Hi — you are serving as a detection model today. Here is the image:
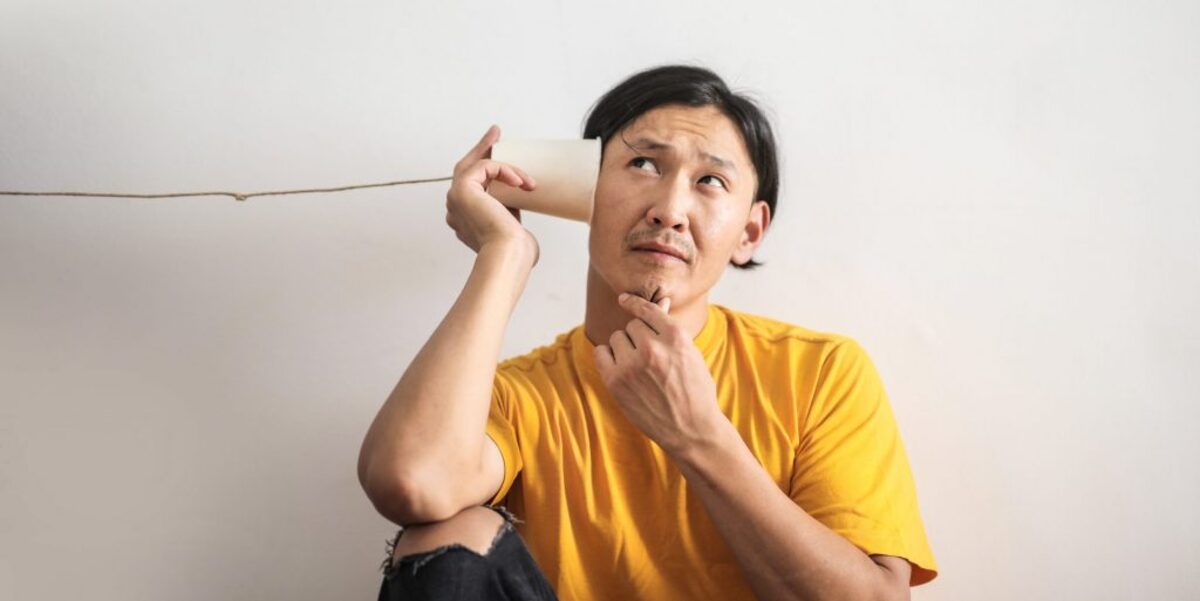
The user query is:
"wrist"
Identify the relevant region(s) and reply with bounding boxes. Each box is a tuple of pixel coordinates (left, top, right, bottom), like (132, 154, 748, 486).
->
(665, 411, 737, 469)
(480, 235, 538, 268)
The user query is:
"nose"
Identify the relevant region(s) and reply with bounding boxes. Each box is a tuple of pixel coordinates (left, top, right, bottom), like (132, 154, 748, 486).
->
(644, 176, 691, 232)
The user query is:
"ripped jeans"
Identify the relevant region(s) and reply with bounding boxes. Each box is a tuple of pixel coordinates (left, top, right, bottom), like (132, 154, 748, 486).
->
(377, 506, 559, 600)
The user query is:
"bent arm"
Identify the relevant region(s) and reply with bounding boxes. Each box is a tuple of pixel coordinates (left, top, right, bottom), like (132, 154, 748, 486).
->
(358, 240, 534, 525)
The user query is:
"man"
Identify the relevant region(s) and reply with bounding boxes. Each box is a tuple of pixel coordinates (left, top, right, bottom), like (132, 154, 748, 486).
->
(359, 64, 938, 600)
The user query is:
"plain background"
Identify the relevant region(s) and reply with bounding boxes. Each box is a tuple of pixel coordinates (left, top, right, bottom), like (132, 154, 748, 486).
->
(2, 1, 1197, 599)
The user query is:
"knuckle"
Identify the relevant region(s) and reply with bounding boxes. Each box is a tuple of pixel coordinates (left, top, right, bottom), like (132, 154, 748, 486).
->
(458, 162, 481, 181)
(491, 160, 513, 175)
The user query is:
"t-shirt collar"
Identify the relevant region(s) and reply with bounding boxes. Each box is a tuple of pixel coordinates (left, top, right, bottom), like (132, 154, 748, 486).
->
(570, 304, 726, 377)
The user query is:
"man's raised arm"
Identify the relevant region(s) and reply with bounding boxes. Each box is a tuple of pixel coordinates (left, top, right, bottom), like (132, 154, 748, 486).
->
(357, 125, 538, 526)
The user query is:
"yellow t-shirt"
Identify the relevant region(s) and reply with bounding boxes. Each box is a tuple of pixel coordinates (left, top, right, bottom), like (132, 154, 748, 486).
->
(485, 303, 938, 599)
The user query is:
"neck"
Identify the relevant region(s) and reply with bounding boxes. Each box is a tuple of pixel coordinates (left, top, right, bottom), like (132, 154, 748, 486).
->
(583, 265, 710, 346)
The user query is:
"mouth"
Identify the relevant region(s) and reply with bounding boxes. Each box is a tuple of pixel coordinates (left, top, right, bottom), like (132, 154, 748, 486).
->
(631, 242, 688, 263)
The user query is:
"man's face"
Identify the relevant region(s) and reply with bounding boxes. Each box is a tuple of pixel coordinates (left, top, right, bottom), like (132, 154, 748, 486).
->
(588, 103, 768, 305)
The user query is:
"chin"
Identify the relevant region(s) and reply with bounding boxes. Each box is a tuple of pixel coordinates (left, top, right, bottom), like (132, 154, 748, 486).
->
(620, 271, 678, 303)
(630, 280, 664, 302)
(592, 254, 686, 304)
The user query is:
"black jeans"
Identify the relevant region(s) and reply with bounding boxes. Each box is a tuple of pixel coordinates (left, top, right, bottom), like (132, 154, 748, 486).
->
(377, 506, 558, 600)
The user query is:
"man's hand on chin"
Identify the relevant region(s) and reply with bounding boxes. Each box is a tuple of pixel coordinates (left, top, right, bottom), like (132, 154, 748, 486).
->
(592, 293, 723, 457)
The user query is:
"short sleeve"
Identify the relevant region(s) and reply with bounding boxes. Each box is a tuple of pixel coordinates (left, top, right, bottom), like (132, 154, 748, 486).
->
(484, 367, 523, 506)
(790, 339, 939, 586)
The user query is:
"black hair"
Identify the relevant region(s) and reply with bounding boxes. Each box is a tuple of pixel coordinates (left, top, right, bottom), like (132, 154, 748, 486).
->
(582, 64, 780, 270)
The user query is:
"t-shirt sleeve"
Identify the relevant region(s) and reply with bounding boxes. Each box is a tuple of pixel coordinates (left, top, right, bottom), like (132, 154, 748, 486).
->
(789, 338, 939, 586)
(483, 367, 523, 507)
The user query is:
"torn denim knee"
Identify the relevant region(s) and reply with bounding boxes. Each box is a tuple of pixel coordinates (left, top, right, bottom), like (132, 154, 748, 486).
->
(379, 505, 520, 578)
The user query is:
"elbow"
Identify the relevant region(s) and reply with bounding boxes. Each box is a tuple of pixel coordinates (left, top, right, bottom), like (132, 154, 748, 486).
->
(361, 464, 460, 526)
(866, 577, 910, 601)
(806, 577, 907, 601)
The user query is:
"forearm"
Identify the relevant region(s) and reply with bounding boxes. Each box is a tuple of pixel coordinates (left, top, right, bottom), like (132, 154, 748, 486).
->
(358, 242, 533, 498)
(671, 421, 896, 601)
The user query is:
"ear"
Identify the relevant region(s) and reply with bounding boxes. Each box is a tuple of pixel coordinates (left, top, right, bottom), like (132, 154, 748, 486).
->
(730, 200, 771, 266)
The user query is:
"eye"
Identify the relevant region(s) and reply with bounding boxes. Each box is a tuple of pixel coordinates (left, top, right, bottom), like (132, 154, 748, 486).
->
(630, 156, 658, 173)
(699, 175, 728, 190)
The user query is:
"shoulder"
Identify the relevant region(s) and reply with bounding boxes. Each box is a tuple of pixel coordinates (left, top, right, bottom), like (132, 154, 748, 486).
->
(714, 304, 860, 357)
(495, 328, 577, 379)
(491, 326, 591, 411)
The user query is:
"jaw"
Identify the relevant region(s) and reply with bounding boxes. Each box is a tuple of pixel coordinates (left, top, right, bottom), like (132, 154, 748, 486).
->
(588, 253, 685, 304)
(631, 278, 667, 303)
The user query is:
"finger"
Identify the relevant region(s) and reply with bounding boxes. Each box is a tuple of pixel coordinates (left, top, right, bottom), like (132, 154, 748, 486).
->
(657, 296, 672, 314)
(498, 164, 528, 189)
(457, 125, 501, 169)
(510, 165, 537, 191)
(617, 293, 670, 334)
(480, 161, 527, 189)
(609, 328, 635, 360)
(625, 318, 656, 347)
(593, 344, 616, 373)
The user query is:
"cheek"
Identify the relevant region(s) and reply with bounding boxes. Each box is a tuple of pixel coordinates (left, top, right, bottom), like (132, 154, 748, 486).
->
(694, 204, 731, 237)
(588, 184, 627, 256)
(591, 179, 639, 233)
(590, 171, 616, 222)
(693, 206, 746, 256)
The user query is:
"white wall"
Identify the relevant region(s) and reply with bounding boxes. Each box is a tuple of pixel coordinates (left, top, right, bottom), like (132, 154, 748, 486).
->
(2, 1, 1197, 599)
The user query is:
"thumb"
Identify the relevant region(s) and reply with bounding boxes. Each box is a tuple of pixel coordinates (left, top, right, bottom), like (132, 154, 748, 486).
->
(593, 344, 615, 373)
(656, 296, 671, 313)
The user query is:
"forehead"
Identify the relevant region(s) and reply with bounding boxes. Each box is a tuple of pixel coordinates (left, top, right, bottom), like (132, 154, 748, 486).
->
(610, 104, 752, 171)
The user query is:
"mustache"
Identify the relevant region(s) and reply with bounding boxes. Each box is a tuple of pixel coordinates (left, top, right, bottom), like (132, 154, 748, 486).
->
(625, 229, 694, 259)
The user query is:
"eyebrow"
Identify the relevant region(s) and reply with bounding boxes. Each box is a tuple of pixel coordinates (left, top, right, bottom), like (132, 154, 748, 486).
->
(623, 136, 739, 176)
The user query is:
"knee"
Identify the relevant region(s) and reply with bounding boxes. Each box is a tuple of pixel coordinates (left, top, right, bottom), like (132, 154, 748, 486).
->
(391, 505, 507, 563)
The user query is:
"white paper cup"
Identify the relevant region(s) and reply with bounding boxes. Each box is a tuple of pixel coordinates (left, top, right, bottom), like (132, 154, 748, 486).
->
(486, 138, 601, 223)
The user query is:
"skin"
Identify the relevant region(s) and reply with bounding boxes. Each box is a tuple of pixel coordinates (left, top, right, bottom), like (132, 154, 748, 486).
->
(362, 105, 913, 600)
(586, 105, 913, 600)
(584, 103, 768, 355)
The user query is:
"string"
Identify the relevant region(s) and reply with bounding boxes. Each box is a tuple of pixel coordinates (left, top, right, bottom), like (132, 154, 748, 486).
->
(0, 175, 454, 201)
